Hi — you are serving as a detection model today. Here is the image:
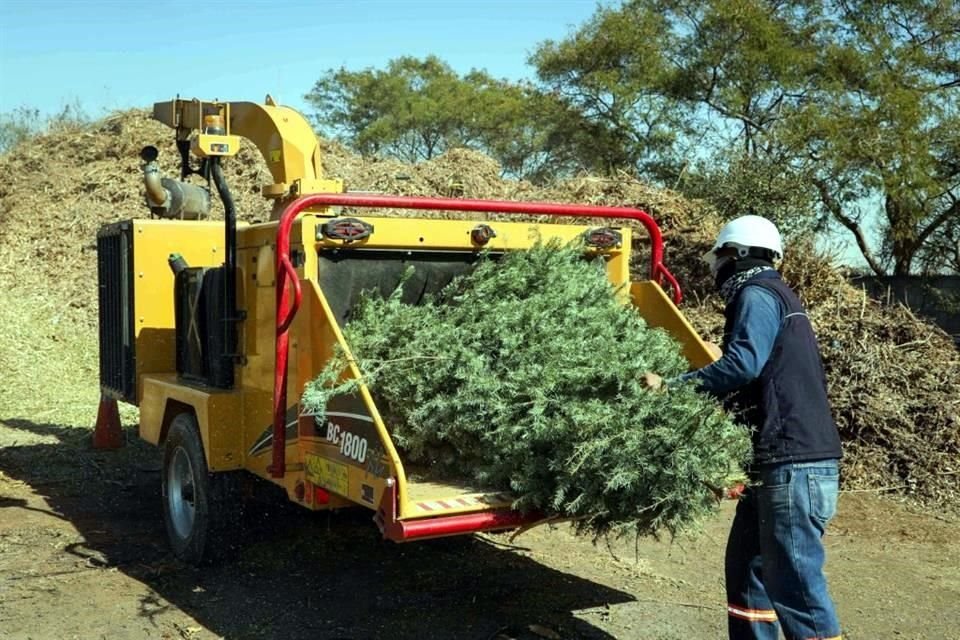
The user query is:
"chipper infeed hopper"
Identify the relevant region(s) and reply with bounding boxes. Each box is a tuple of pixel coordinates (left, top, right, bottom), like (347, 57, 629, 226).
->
(264, 193, 718, 542)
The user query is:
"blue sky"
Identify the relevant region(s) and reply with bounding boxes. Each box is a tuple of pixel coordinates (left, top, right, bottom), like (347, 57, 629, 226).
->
(0, 0, 599, 117)
(0, 0, 874, 266)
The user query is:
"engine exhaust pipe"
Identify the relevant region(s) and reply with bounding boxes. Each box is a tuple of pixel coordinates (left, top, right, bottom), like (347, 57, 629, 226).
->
(140, 146, 210, 219)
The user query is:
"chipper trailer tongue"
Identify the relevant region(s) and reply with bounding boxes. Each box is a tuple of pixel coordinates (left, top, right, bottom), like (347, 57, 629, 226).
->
(94, 97, 719, 564)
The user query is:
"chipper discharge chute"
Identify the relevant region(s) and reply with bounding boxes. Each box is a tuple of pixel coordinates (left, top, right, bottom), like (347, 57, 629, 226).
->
(95, 97, 718, 564)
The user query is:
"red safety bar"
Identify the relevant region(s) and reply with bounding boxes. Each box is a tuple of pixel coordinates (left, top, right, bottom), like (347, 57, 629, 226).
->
(270, 193, 680, 478)
(374, 482, 538, 542)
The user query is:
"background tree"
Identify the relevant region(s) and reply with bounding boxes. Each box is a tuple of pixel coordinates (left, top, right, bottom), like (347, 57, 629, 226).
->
(305, 56, 561, 179)
(531, 0, 960, 274)
(680, 152, 821, 241)
(302, 2, 958, 273)
(531, 5, 691, 183)
(789, 0, 960, 274)
(305, 56, 465, 162)
(0, 107, 40, 154)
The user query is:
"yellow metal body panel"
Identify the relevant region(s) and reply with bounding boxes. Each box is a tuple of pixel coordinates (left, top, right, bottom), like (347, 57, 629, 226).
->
(138, 374, 244, 470)
(311, 216, 633, 291)
(285, 278, 402, 513)
(631, 281, 719, 369)
(191, 133, 241, 157)
(130, 219, 246, 403)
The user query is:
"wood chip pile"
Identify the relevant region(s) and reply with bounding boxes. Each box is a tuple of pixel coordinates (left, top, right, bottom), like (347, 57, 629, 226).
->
(0, 110, 956, 507)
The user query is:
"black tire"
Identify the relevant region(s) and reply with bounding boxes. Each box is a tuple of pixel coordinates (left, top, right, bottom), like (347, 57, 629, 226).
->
(161, 412, 242, 564)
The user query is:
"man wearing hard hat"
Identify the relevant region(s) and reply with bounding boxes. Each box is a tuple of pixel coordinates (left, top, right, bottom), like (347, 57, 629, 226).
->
(647, 215, 844, 640)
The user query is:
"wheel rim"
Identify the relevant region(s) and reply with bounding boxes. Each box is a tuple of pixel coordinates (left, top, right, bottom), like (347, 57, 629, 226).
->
(167, 446, 197, 540)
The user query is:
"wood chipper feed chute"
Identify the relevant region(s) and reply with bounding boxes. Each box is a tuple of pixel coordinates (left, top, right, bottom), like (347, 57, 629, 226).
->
(630, 281, 719, 370)
(266, 193, 710, 542)
(286, 214, 636, 539)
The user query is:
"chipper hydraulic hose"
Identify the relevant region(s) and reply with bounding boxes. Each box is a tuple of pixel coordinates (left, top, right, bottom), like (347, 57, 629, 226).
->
(270, 194, 681, 478)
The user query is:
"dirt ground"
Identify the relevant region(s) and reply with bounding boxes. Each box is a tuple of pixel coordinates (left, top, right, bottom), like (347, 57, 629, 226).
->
(0, 420, 958, 640)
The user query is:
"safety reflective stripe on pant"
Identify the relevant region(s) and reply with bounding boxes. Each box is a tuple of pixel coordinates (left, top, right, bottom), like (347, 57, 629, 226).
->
(727, 604, 778, 622)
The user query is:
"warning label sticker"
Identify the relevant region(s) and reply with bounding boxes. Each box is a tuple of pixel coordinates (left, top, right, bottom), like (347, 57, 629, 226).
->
(305, 454, 349, 497)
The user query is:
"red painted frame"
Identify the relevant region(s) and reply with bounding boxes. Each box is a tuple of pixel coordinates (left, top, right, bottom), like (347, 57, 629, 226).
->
(374, 482, 535, 542)
(270, 194, 680, 488)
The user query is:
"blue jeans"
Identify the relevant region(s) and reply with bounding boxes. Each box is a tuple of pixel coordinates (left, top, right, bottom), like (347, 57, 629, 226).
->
(726, 459, 842, 640)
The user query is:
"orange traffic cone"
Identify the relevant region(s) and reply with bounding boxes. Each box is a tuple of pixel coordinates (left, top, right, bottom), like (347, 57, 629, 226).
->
(93, 395, 124, 449)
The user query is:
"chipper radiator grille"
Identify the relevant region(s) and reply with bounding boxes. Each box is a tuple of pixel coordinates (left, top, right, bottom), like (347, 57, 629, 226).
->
(96, 221, 136, 403)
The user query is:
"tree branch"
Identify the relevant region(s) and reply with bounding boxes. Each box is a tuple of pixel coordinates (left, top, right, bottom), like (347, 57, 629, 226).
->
(915, 193, 960, 247)
(813, 178, 886, 275)
(702, 98, 764, 131)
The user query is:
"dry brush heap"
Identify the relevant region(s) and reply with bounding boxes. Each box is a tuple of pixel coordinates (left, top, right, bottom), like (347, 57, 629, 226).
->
(0, 110, 956, 509)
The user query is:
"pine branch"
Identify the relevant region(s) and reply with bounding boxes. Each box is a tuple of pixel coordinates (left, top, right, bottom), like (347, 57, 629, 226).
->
(302, 242, 750, 538)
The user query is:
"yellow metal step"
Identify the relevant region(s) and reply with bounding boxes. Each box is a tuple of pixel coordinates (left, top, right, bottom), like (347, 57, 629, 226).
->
(403, 472, 513, 517)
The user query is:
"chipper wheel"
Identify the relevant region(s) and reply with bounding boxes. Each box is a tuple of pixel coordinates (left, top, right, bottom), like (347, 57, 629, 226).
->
(162, 413, 242, 564)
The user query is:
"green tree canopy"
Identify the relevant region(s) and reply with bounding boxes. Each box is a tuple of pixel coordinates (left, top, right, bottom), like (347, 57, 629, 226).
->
(792, 0, 960, 274)
(302, 3, 958, 272)
(532, 0, 960, 274)
(531, 5, 690, 182)
(304, 55, 562, 179)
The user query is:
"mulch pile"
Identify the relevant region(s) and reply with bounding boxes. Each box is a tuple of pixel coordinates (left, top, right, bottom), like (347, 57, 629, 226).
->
(0, 109, 956, 508)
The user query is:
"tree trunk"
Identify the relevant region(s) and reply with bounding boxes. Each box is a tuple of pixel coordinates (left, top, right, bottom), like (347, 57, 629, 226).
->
(886, 195, 918, 275)
(892, 244, 915, 275)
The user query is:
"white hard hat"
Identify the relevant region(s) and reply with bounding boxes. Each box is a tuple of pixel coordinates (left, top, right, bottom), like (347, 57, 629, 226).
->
(702, 215, 783, 269)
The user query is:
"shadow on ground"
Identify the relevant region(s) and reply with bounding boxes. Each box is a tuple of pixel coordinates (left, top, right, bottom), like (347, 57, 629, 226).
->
(0, 418, 633, 640)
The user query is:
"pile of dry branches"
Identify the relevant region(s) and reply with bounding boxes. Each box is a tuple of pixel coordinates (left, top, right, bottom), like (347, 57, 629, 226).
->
(0, 109, 956, 506)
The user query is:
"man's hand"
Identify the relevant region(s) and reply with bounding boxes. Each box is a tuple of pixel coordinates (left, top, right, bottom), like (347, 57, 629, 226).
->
(703, 481, 747, 503)
(642, 372, 664, 391)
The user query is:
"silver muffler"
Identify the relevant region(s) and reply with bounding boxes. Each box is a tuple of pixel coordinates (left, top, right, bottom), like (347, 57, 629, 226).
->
(140, 146, 210, 219)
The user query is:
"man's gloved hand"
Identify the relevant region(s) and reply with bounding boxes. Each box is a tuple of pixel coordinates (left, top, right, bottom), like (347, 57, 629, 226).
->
(642, 372, 664, 391)
(703, 481, 746, 503)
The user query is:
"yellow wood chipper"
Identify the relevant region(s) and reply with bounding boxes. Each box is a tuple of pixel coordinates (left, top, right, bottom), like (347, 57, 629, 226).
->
(94, 97, 717, 564)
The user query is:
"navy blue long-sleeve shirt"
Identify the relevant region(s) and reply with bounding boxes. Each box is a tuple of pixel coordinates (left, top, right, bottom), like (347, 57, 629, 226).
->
(678, 286, 784, 396)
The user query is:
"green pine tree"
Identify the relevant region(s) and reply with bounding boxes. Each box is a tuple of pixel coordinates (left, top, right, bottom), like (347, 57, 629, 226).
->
(303, 242, 750, 538)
